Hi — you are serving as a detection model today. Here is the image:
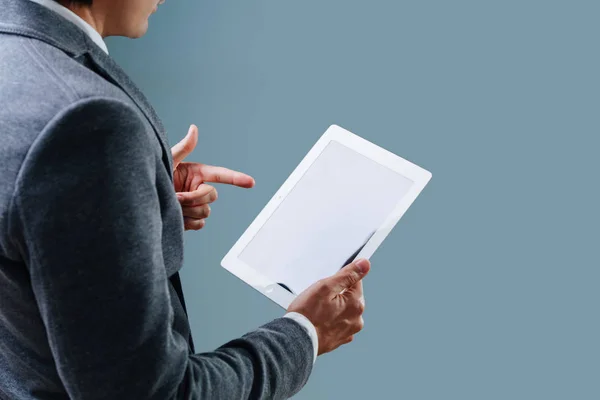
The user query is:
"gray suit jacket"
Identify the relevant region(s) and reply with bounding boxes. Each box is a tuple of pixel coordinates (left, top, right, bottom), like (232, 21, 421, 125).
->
(0, 1, 313, 399)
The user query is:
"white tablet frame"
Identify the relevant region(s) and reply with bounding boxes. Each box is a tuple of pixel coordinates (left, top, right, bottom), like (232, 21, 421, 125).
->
(221, 124, 432, 309)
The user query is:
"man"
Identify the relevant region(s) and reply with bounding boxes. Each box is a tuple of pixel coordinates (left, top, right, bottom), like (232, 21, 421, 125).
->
(0, 0, 370, 399)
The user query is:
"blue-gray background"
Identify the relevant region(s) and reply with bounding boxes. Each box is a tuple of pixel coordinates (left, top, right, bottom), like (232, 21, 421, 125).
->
(107, 1, 599, 398)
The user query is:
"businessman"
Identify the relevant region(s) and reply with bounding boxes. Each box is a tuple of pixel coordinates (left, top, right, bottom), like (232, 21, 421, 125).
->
(0, 0, 369, 399)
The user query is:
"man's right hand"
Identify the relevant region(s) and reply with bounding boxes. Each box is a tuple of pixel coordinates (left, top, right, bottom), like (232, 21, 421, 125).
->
(287, 258, 371, 356)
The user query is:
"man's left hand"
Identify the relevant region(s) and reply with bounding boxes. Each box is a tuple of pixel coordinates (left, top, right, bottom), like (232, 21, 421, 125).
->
(171, 125, 255, 231)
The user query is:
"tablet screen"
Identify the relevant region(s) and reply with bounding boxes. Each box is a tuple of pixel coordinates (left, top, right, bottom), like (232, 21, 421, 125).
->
(239, 140, 414, 295)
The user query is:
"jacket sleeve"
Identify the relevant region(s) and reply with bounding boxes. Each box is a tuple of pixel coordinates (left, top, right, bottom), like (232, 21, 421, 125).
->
(12, 97, 314, 400)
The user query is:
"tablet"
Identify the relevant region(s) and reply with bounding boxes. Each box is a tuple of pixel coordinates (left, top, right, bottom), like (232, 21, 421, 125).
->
(221, 124, 432, 309)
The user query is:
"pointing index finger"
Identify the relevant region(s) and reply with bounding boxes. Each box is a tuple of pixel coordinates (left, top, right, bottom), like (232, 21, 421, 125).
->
(199, 165, 255, 188)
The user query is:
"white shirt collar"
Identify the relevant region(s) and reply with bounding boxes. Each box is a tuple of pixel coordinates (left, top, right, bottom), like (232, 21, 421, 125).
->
(27, 0, 109, 54)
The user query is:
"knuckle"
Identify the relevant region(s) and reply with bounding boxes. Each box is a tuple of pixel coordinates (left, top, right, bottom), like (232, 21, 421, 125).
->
(357, 317, 365, 331)
(341, 275, 354, 290)
(344, 277, 354, 289)
(318, 280, 334, 295)
(355, 299, 365, 314)
(212, 188, 219, 202)
(347, 270, 360, 285)
(349, 319, 363, 334)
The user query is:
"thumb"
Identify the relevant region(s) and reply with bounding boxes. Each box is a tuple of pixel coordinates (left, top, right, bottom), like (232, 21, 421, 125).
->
(326, 258, 371, 295)
(172, 124, 199, 168)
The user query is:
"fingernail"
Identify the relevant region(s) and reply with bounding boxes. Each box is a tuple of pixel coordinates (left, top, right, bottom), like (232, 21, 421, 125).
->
(355, 258, 369, 274)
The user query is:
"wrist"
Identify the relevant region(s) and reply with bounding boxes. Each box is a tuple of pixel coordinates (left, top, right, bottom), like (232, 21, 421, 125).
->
(283, 312, 319, 363)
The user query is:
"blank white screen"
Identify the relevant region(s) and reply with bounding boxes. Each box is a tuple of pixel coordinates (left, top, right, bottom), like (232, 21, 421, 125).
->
(239, 141, 413, 295)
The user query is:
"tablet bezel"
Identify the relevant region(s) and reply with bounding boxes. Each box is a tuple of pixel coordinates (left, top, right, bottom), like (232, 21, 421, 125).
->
(221, 124, 432, 309)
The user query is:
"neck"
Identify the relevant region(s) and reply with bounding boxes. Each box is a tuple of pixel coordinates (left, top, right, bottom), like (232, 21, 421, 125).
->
(59, 1, 107, 37)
